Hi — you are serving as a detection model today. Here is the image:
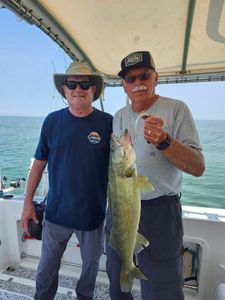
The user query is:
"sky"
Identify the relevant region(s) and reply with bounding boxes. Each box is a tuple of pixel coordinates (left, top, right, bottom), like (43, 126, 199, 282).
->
(0, 8, 225, 120)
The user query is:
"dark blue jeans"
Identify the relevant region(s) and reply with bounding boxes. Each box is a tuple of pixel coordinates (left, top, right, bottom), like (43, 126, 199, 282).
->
(105, 194, 184, 300)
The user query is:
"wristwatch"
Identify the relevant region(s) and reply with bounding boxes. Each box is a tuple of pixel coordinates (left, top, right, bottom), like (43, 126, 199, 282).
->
(156, 133, 171, 150)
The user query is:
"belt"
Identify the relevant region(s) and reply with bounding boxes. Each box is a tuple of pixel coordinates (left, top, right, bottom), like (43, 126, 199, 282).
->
(141, 194, 181, 206)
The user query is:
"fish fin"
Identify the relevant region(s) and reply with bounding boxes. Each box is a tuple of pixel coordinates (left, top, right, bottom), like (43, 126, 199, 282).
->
(134, 232, 150, 254)
(135, 175, 154, 194)
(120, 265, 147, 293)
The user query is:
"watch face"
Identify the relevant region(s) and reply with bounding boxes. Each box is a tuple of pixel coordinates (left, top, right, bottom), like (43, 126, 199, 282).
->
(156, 134, 171, 150)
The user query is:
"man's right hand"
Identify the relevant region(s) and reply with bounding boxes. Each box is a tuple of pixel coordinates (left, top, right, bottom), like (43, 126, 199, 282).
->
(21, 200, 39, 235)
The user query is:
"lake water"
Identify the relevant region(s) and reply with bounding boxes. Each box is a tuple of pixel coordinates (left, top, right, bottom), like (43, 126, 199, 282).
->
(0, 116, 225, 208)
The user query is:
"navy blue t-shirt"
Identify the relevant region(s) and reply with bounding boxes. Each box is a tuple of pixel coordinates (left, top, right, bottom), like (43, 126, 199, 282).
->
(35, 108, 112, 230)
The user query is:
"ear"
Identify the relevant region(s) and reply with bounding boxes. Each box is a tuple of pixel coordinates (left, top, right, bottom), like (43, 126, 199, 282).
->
(92, 85, 97, 95)
(121, 80, 128, 94)
(154, 72, 158, 87)
(60, 85, 66, 97)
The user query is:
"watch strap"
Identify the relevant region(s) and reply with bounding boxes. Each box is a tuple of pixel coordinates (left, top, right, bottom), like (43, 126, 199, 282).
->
(156, 133, 171, 150)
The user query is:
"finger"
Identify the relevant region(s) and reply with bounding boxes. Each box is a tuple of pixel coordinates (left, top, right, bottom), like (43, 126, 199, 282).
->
(144, 129, 152, 144)
(23, 219, 29, 235)
(145, 116, 164, 126)
(33, 216, 39, 224)
(141, 114, 151, 120)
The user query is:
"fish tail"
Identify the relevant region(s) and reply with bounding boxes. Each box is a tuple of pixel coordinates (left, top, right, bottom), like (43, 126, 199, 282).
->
(120, 264, 147, 293)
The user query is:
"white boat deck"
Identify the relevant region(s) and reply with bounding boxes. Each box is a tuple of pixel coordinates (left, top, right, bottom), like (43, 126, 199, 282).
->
(0, 257, 201, 300)
(1, 195, 225, 300)
(0, 257, 142, 299)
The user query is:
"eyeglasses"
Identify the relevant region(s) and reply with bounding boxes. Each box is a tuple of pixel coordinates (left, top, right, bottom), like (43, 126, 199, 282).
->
(124, 70, 153, 84)
(64, 81, 94, 90)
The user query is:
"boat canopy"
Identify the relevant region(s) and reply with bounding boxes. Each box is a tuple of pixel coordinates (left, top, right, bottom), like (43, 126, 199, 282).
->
(1, 0, 225, 85)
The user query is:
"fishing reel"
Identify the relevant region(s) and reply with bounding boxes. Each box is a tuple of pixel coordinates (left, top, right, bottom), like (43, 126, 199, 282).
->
(0, 176, 7, 189)
(10, 177, 26, 188)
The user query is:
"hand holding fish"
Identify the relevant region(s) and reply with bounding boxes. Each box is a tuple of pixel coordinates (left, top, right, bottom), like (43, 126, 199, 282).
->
(143, 115, 167, 145)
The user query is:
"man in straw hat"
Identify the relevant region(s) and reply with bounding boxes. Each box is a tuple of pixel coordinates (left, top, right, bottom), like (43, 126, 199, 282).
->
(105, 51, 205, 300)
(21, 60, 113, 300)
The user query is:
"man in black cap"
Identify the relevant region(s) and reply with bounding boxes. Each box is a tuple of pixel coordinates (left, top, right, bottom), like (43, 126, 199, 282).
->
(105, 51, 205, 300)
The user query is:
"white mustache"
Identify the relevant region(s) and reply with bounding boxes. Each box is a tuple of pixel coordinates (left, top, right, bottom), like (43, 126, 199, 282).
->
(132, 85, 148, 93)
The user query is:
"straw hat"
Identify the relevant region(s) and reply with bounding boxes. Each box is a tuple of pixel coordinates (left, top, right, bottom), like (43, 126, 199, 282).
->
(54, 61, 103, 101)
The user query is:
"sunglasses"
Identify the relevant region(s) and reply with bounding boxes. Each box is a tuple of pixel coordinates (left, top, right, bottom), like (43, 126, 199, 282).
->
(64, 80, 94, 90)
(124, 70, 153, 84)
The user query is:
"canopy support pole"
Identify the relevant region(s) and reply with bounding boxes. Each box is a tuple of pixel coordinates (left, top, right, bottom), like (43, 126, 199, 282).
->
(181, 0, 196, 74)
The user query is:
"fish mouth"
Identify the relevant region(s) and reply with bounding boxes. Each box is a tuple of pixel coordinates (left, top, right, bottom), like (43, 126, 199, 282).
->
(110, 130, 135, 168)
(123, 129, 132, 144)
(110, 130, 132, 149)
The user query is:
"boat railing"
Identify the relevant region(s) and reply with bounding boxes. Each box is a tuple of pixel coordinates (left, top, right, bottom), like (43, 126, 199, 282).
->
(24, 158, 48, 197)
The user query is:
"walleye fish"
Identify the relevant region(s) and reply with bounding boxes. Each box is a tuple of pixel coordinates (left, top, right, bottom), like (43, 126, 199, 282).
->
(108, 129, 154, 292)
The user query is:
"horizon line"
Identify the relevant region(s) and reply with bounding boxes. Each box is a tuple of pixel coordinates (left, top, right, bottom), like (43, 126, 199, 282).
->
(0, 114, 224, 122)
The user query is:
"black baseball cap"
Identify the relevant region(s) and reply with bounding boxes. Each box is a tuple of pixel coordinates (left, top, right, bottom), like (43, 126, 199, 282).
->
(118, 51, 156, 78)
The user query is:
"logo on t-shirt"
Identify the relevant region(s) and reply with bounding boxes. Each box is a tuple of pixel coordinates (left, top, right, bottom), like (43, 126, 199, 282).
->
(88, 132, 101, 144)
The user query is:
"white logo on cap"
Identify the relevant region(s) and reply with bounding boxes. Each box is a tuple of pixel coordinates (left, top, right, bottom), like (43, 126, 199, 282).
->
(125, 53, 143, 67)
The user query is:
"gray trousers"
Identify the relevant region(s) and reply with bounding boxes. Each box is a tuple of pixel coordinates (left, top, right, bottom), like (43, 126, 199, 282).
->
(34, 220, 104, 300)
(105, 195, 184, 300)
